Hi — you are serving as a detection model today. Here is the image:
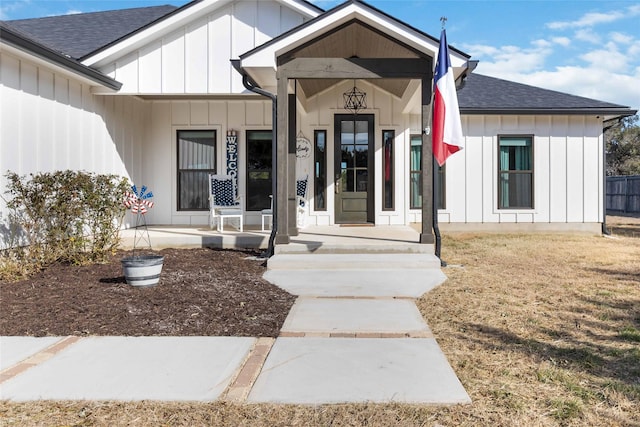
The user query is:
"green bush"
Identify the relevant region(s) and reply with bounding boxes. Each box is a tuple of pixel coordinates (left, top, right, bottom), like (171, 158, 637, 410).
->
(1, 170, 129, 280)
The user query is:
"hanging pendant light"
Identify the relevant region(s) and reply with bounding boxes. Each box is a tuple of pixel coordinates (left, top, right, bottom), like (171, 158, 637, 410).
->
(343, 80, 367, 115)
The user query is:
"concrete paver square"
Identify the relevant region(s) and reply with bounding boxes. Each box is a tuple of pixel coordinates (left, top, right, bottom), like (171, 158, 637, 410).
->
(281, 298, 430, 334)
(247, 337, 471, 404)
(1, 336, 254, 401)
(0, 337, 63, 370)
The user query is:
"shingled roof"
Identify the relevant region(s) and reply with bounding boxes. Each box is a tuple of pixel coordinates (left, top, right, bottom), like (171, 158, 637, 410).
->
(2, 2, 636, 118)
(4, 5, 178, 59)
(458, 73, 633, 115)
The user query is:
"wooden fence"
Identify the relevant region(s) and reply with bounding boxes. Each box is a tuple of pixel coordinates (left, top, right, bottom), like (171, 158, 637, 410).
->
(606, 175, 640, 213)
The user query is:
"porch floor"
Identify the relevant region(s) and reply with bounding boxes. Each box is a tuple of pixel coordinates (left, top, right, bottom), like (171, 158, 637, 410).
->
(119, 224, 432, 254)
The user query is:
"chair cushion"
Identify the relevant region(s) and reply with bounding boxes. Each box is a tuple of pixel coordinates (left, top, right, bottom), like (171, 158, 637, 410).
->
(218, 208, 242, 215)
(211, 178, 236, 206)
(296, 178, 308, 206)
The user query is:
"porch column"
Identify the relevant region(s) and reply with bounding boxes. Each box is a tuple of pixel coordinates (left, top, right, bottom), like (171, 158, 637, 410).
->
(420, 78, 435, 244)
(275, 75, 290, 244)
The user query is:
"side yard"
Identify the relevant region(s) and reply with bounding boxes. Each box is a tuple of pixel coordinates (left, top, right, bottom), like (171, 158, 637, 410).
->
(418, 227, 640, 425)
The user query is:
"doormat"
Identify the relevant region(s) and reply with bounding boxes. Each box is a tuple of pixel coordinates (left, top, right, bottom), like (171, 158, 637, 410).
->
(339, 223, 374, 227)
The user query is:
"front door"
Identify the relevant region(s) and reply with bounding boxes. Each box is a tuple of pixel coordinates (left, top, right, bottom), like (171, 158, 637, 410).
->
(334, 114, 374, 223)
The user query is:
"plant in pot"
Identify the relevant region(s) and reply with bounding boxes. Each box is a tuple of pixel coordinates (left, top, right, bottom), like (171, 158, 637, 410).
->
(121, 185, 164, 287)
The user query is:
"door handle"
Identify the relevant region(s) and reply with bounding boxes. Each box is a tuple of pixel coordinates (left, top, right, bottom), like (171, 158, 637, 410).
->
(335, 174, 340, 194)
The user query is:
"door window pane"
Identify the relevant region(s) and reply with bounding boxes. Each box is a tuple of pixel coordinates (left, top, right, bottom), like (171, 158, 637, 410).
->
(355, 145, 368, 167)
(177, 130, 216, 211)
(246, 130, 272, 211)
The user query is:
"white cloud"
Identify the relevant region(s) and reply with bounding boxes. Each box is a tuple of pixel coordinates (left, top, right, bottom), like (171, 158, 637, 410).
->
(474, 60, 640, 112)
(463, 43, 551, 73)
(65, 9, 82, 15)
(628, 40, 640, 57)
(546, 10, 625, 30)
(0, 0, 31, 20)
(580, 48, 628, 71)
(532, 39, 552, 48)
(574, 28, 601, 44)
(610, 32, 634, 45)
(551, 37, 571, 47)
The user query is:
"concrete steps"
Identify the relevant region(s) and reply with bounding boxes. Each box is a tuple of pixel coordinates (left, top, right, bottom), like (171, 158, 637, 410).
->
(267, 252, 441, 270)
(264, 252, 446, 298)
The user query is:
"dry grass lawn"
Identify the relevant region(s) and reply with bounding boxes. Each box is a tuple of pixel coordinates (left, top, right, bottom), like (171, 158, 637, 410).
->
(1, 216, 639, 426)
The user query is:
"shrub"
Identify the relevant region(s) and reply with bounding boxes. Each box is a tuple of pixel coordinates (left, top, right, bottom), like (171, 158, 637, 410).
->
(1, 170, 129, 280)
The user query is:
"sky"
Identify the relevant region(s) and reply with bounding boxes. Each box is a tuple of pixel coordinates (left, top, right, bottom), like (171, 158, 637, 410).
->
(1, 0, 639, 112)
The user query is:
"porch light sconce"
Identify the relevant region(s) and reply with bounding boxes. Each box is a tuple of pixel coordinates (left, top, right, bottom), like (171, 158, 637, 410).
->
(343, 80, 367, 115)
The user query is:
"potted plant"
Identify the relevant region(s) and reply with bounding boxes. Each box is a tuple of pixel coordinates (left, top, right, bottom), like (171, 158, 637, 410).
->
(120, 185, 164, 287)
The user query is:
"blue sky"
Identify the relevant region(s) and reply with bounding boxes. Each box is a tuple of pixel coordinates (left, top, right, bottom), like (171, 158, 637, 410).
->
(2, 0, 639, 112)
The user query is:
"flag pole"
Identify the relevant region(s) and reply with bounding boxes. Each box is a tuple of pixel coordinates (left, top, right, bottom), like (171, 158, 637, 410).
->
(431, 16, 449, 267)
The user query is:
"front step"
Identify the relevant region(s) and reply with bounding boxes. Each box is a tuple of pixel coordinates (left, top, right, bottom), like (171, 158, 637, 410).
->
(274, 242, 435, 255)
(267, 253, 442, 271)
(262, 268, 447, 297)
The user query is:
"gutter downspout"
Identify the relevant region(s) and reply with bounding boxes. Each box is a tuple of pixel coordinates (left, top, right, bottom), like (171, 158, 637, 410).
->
(239, 73, 278, 257)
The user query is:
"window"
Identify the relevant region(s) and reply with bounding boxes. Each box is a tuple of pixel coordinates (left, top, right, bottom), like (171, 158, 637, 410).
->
(383, 130, 394, 210)
(246, 130, 272, 211)
(498, 135, 533, 209)
(410, 135, 445, 209)
(177, 130, 216, 211)
(314, 130, 327, 211)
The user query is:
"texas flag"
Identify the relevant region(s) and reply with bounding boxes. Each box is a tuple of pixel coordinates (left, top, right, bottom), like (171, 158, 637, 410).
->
(432, 29, 464, 166)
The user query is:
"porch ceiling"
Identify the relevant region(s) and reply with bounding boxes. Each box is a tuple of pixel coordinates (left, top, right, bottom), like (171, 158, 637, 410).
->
(297, 78, 410, 99)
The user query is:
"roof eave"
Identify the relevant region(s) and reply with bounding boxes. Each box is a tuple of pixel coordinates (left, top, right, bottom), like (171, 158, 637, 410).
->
(460, 108, 637, 119)
(1, 24, 121, 91)
(239, 1, 469, 69)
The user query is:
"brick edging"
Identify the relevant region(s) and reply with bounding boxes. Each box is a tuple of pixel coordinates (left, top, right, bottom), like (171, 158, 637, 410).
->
(221, 337, 274, 402)
(0, 336, 81, 384)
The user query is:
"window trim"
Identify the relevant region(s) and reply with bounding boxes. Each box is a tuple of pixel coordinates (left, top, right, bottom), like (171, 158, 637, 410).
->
(176, 129, 217, 212)
(382, 129, 395, 211)
(497, 134, 534, 210)
(409, 134, 445, 210)
(314, 129, 327, 211)
(245, 129, 273, 212)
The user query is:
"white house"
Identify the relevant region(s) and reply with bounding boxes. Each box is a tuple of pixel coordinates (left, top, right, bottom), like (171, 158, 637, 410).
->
(1, 0, 635, 246)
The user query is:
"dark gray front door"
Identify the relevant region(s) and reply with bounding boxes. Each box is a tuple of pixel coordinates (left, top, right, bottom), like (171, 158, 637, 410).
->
(334, 114, 374, 223)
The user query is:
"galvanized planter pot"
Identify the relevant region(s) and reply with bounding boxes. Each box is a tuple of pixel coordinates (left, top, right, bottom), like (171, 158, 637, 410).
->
(121, 255, 165, 287)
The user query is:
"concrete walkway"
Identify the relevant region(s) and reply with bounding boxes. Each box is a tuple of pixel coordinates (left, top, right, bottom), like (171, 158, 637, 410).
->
(0, 248, 470, 405)
(247, 252, 470, 404)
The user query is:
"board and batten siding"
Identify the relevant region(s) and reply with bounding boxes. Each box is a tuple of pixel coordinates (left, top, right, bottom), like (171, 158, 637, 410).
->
(143, 98, 272, 226)
(97, 1, 306, 95)
(0, 50, 147, 222)
(428, 114, 604, 228)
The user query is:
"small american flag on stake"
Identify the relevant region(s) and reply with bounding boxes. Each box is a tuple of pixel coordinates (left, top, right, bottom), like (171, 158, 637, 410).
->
(124, 185, 154, 214)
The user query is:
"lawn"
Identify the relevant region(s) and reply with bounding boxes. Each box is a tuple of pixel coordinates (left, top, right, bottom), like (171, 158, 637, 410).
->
(1, 217, 639, 426)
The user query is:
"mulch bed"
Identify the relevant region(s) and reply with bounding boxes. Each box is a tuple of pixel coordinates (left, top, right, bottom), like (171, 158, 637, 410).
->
(0, 248, 295, 337)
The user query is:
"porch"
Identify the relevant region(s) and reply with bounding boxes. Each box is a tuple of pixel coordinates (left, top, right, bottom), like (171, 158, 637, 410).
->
(118, 224, 431, 254)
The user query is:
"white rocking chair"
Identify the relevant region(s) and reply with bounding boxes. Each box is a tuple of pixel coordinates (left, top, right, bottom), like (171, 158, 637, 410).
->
(261, 176, 308, 230)
(296, 176, 309, 228)
(261, 196, 273, 231)
(208, 174, 243, 232)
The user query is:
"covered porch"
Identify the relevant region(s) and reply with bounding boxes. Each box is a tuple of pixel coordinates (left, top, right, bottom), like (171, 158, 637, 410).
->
(235, 1, 472, 248)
